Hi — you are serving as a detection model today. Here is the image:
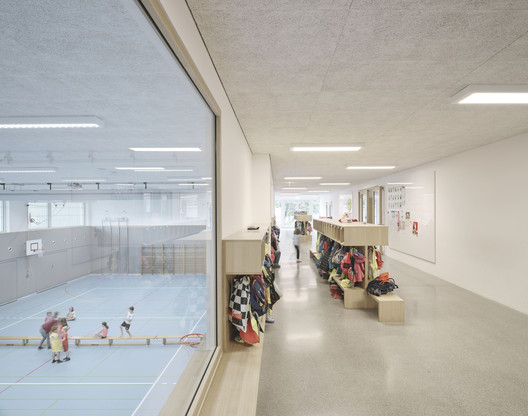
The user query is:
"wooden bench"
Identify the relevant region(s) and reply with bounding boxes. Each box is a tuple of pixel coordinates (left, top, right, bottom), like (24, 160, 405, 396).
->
(0, 335, 203, 347)
(331, 276, 405, 322)
(0, 336, 41, 346)
(367, 292, 405, 322)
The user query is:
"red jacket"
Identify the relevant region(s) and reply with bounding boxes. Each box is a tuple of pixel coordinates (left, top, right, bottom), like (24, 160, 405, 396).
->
(42, 319, 58, 333)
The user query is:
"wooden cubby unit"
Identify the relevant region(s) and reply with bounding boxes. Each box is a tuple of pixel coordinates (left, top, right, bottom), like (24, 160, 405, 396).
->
(294, 214, 312, 222)
(313, 219, 404, 322)
(198, 223, 269, 416)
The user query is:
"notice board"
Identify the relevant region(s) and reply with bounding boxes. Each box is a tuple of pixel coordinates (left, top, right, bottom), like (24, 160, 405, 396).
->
(386, 171, 436, 262)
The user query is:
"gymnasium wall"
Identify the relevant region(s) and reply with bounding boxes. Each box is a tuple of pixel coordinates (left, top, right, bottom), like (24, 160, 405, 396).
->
(0, 224, 206, 305)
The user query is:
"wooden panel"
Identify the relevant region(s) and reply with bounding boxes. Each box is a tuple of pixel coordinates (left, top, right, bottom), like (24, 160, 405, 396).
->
(368, 293, 405, 322)
(223, 224, 268, 275)
(294, 214, 312, 222)
(313, 219, 388, 246)
(199, 332, 265, 415)
(333, 277, 375, 309)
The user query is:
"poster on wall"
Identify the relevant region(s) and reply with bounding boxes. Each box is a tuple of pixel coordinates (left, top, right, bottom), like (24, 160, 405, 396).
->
(386, 171, 436, 263)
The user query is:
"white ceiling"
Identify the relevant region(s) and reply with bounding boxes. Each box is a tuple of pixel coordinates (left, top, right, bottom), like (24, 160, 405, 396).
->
(0, 1, 214, 192)
(187, 0, 528, 192)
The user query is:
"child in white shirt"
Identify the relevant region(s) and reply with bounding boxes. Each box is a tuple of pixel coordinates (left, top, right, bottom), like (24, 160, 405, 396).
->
(120, 306, 134, 337)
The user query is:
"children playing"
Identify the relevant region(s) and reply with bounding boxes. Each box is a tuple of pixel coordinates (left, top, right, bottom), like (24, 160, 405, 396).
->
(62, 327, 70, 361)
(44, 311, 53, 322)
(50, 326, 62, 363)
(120, 306, 134, 337)
(66, 306, 76, 321)
(95, 322, 109, 338)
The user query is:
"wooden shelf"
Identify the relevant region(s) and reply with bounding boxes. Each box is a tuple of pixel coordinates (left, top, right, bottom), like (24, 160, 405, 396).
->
(294, 214, 312, 222)
(223, 224, 268, 275)
(313, 218, 388, 246)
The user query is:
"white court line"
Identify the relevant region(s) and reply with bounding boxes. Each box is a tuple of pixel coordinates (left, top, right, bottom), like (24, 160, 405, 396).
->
(131, 310, 207, 416)
(0, 316, 203, 320)
(0, 288, 97, 332)
(0, 382, 153, 386)
(94, 287, 206, 289)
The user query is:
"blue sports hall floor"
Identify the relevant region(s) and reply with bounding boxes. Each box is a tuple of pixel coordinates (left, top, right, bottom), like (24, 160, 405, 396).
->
(0, 273, 208, 416)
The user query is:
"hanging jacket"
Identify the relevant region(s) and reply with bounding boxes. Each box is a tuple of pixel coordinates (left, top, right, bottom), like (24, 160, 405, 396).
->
(352, 250, 365, 283)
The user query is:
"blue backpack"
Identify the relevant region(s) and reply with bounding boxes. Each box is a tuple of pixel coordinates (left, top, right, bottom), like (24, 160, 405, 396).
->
(250, 275, 268, 316)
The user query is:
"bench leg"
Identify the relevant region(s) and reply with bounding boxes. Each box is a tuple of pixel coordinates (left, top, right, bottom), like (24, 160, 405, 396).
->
(378, 300, 405, 322)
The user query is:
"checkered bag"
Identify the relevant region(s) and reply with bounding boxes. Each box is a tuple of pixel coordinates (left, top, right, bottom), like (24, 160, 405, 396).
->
(228, 276, 251, 333)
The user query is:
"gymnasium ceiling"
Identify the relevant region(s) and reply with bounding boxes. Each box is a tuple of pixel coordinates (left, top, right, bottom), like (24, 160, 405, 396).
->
(187, 0, 528, 193)
(0, 1, 214, 193)
(1, 1, 528, 195)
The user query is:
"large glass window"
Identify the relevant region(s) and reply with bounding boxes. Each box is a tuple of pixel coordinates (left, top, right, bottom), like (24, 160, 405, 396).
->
(275, 197, 319, 228)
(28, 202, 49, 229)
(0, 201, 4, 232)
(0, 2, 216, 415)
(51, 202, 85, 227)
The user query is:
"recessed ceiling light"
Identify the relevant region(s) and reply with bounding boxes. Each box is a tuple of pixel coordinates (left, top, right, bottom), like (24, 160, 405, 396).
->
(130, 147, 201, 152)
(61, 178, 107, 182)
(0, 169, 56, 173)
(291, 146, 361, 152)
(115, 167, 164, 171)
(320, 183, 350, 186)
(346, 166, 395, 170)
(282, 187, 307, 190)
(453, 85, 528, 104)
(284, 176, 322, 180)
(0, 116, 103, 129)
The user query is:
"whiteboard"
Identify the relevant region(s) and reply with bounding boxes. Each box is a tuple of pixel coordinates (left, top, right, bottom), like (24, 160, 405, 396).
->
(386, 171, 436, 262)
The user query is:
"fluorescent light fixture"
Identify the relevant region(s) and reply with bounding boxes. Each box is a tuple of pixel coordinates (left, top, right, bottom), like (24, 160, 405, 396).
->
(0, 169, 56, 173)
(178, 183, 208, 186)
(115, 183, 135, 186)
(309, 190, 329, 193)
(115, 167, 164, 171)
(460, 93, 528, 104)
(284, 176, 322, 180)
(201, 177, 212, 180)
(346, 166, 395, 170)
(161, 169, 193, 172)
(291, 145, 361, 152)
(453, 85, 528, 104)
(405, 186, 424, 189)
(130, 147, 201, 152)
(61, 178, 107, 182)
(320, 183, 350, 186)
(282, 187, 307, 190)
(0, 116, 103, 129)
(388, 182, 413, 185)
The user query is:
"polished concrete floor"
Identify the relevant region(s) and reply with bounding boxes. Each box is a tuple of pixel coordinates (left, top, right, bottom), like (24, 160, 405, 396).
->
(257, 230, 528, 416)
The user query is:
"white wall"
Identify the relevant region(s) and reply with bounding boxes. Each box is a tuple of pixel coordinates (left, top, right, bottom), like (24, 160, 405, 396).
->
(160, 0, 257, 238)
(251, 154, 273, 224)
(337, 133, 528, 315)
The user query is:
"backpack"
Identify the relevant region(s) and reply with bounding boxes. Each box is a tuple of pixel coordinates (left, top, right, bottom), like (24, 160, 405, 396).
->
(367, 272, 398, 296)
(228, 276, 251, 332)
(262, 266, 280, 306)
(250, 275, 268, 316)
